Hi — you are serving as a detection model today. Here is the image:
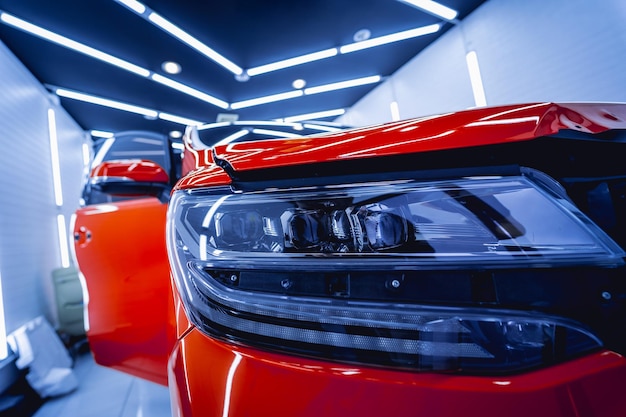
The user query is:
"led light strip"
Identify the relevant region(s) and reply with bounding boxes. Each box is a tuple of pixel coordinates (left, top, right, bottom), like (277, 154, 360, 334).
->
(0, 12, 149, 77)
(247, 49, 339, 77)
(113, 0, 448, 76)
(339, 25, 440, 54)
(0, 10, 228, 109)
(213, 129, 250, 146)
(0, 269, 7, 360)
(466, 51, 487, 107)
(398, 0, 458, 21)
(148, 12, 243, 75)
(54, 87, 205, 126)
(47, 109, 64, 207)
(278, 109, 346, 123)
(251, 128, 303, 139)
(0, 2, 456, 124)
(1, 10, 384, 113)
(231, 76, 382, 110)
(90, 130, 115, 138)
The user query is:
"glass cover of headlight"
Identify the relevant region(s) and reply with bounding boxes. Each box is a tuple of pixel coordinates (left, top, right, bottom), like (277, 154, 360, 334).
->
(167, 174, 622, 374)
(170, 176, 623, 268)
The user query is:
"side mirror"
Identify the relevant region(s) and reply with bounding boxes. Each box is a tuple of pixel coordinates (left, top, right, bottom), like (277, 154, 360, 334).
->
(88, 159, 170, 201)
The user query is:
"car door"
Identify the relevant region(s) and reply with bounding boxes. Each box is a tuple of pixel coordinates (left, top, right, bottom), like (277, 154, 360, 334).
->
(72, 131, 178, 386)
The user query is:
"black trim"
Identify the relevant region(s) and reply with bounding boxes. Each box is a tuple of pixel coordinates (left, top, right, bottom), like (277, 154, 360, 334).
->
(220, 135, 626, 187)
(230, 165, 522, 192)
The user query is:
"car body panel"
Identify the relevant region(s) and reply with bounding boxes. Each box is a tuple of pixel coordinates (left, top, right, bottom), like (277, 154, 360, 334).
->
(73, 106, 626, 415)
(165, 103, 626, 416)
(90, 159, 170, 183)
(203, 102, 626, 173)
(176, 102, 626, 191)
(73, 197, 174, 386)
(169, 329, 626, 417)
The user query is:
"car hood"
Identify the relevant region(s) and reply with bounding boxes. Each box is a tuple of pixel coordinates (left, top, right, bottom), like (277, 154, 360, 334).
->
(176, 102, 626, 189)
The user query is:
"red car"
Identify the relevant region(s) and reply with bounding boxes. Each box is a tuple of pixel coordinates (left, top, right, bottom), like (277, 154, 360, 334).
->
(74, 104, 626, 417)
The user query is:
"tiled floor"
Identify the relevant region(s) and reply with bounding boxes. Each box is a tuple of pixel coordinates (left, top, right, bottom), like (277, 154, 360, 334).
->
(32, 350, 171, 417)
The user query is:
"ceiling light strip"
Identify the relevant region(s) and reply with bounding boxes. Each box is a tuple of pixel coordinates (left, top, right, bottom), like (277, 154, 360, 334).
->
(214, 129, 250, 146)
(90, 130, 115, 138)
(0, 11, 150, 77)
(234, 120, 302, 127)
(113, 0, 242, 75)
(251, 128, 303, 139)
(113, 1, 442, 77)
(340, 24, 440, 54)
(302, 124, 342, 132)
(246, 24, 440, 77)
(197, 122, 233, 131)
(115, 0, 146, 14)
(281, 109, 346, 123)
(147, 12, 243, 75)
(158, 112, 204, 126)
(231, 91, 304, 110)
(232, 75, 382, 110)
(397, 0, 458, 21)
(56, 88, 158, 117)
(0, 10, 229, 109)
(247, 48, 338, 76)
(55, 87, 205, 126)
(304, 75, 382, 95)
(151, 74, 229, 109)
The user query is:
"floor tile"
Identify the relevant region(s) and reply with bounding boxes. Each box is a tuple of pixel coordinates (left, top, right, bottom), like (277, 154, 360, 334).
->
(32, 351, 171, 417)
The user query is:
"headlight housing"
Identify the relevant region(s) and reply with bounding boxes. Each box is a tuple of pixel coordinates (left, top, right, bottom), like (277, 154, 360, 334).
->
(167, 172, 623, 374)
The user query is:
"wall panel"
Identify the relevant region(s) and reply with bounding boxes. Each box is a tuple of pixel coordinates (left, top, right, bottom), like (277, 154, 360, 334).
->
(340, 0, 626, 125)
(0, 40, 86, 333)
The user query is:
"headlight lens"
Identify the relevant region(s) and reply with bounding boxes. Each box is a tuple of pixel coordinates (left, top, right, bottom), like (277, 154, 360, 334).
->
(167, 174, 623, 374)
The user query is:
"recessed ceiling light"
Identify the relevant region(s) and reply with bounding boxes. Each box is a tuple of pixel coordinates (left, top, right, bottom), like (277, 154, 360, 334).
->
(169, 130, 183, 138)
(161, 61, 181, 74)
(353, 29, 371, 42)
(235, 72, 250, 82)
(292, 79, 306, 89)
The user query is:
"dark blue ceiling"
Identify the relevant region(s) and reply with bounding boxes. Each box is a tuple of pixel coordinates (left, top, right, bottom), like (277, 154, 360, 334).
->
(0, 0, 487, 135)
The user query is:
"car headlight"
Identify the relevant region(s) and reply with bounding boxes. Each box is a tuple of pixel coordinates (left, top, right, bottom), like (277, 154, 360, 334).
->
(167, 173, 623, 374)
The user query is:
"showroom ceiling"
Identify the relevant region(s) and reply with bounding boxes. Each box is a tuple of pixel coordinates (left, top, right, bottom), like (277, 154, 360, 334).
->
(0, 0, 486, 136)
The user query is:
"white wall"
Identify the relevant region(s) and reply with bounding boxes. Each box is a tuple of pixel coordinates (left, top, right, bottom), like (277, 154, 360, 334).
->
(338, 0, 626, 126)
(0, 40, 87, 334)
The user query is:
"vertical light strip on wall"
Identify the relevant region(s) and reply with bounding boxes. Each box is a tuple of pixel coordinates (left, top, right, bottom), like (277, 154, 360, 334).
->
(390, 101, 401, 121)
(48, 109, 63, 206)
(0, 269, 8, 360)
(57, 215, 71, 268)
(465, 51, 487, 107)
(82, 142, 91, 167)
(48, 109, 70, 268)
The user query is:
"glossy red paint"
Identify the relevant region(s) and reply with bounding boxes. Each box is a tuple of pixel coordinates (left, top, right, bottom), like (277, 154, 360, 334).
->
(169, 329, 626, 417)
(73, 198, 175, 386)
(174, 164, 231, 190)
(74, 104, 626, 416)
(202, 102, 626, 173)
(90, 159, 170, 183)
